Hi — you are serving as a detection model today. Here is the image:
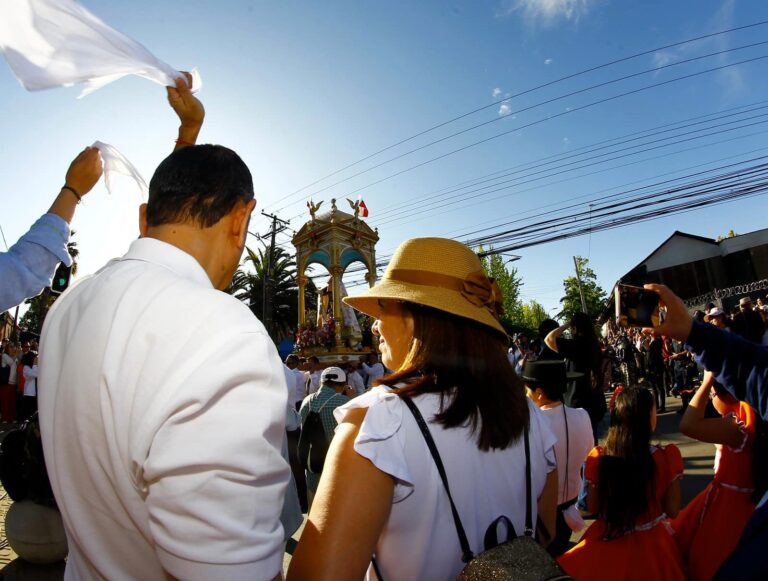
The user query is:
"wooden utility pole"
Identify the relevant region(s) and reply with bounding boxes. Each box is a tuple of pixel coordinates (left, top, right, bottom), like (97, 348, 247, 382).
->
(573, 256, 588, 314)
(261, 211, 289, 334)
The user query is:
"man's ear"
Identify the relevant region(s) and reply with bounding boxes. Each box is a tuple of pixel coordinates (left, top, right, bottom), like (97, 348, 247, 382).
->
(139, 203, 148, 237)
(232, 199, 257, 248)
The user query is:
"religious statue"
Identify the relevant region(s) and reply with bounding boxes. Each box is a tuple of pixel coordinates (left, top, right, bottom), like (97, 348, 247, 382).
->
(307, 199, 323, 222)
(347, 198, 361, 219)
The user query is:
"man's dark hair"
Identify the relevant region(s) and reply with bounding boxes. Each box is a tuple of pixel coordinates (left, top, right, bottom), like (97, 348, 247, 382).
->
(146, 145, 254, 228)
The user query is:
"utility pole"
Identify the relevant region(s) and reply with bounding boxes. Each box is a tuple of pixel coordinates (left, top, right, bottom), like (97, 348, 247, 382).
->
(573, 256, 588, 314)
(261, 211, 289, 335)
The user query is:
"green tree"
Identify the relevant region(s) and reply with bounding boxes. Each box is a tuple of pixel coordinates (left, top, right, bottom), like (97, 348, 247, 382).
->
(20, 233, 79, 335)
(478, 247, 523, 328)
(226, 245, 315, 342)
(519, 299, 548, 332)
(558, 256, 607, 322)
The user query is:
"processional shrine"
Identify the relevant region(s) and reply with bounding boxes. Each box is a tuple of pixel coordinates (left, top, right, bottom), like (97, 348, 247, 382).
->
(292, 198, 379, 357)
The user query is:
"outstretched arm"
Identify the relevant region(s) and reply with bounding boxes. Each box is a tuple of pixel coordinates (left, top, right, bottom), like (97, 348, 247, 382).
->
(167, 73, 205, 150)
(49, 147, 103, 223)
(645, 283, 768, 421)
(679, 372, 744, 447)
(0, 148, 103, 312)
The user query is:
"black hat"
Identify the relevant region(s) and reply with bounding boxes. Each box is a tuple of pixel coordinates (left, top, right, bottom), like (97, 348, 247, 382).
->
(521, 360, 582, 394)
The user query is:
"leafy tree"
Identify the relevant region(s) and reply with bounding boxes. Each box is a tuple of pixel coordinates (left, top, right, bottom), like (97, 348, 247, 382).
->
(226, 245, 315, 342)
(558, 256, 607, 322)
(478, 247, 523, 324)
(519, 299, 548, 332)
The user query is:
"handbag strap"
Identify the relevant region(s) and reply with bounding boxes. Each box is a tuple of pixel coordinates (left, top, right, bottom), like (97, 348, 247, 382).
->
(401, 395, 475, 563)
(562, 404, 570, 505)
(523, 419, 534, 537)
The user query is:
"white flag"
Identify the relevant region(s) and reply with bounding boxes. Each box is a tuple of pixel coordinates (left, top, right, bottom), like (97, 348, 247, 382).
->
(0, 0, 201, 97)
(92, 141, 148, 198)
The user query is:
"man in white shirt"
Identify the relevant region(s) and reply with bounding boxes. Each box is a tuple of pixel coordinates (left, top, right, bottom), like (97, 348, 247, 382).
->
(345, 362, 366, 395)
(360, 352, 385, 388)
(285, 354, 306, 410)
(38, 82, 288, 581)
(306, 356, 323, 395)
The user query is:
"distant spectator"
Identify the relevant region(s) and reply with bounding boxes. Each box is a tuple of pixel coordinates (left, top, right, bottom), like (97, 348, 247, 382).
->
(731, 297, 764, 344)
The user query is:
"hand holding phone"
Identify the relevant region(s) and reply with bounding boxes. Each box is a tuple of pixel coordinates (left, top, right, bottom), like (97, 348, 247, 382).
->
(615, 284, 661, 328)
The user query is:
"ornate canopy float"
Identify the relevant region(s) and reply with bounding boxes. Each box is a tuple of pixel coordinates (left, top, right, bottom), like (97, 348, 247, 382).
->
(292, 198, 379, 360)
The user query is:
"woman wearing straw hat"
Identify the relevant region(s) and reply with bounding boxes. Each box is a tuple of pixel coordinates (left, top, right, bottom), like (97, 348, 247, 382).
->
(288, 237, 558, 581)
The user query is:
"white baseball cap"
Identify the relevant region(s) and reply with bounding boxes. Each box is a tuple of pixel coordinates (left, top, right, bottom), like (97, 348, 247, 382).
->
(321, 366, 347, 384)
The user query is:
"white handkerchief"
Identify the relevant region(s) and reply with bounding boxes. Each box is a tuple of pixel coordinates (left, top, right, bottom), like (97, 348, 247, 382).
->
(92, 141, 147, 198)
(0, 0, 201, 98)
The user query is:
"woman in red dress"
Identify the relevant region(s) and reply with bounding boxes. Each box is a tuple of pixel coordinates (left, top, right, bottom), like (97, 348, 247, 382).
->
(672, 371, 766, 581)
(558, 386, 685, 580)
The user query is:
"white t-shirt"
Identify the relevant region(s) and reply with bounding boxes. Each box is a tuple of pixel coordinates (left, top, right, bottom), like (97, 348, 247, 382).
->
(539, 403, 594, 504)
(284, 365, 301, 408)
(361, 361, 385, 388)
(22, 364, 38, 397)
(307, 370, 321, 395)
(335, 388, 556, 581)
(1, 353, 17, 384)
(292, 368, 306, 403)
(39, 238, 289, 581)
(348, 370, 366, 396)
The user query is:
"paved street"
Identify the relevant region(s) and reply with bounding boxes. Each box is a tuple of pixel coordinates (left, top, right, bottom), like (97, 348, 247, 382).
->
(0, 394, 716, 579)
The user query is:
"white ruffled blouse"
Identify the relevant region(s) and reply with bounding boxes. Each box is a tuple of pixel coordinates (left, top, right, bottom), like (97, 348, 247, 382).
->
(334, 387, 557, 581)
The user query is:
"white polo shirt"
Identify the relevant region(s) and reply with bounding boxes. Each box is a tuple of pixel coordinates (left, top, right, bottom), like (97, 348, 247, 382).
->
(39, 238, 289, 581)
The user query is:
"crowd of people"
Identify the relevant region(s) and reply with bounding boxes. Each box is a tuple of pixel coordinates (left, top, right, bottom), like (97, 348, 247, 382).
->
(0, 73, 766, 581)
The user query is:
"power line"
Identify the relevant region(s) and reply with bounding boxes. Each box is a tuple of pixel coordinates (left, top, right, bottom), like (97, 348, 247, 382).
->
(266, 19, 768, 208)
(277, 41, 768, 212)
(373, 114, 768, 227)
(370, 99, 768, 218)
(326, 55, 768, 204)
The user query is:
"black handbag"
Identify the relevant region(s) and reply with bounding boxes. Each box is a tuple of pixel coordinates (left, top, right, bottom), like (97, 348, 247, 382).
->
(400, 396, 572, 581)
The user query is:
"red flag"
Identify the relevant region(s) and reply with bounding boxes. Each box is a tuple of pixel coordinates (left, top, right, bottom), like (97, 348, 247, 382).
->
(359, 199, 369, 217)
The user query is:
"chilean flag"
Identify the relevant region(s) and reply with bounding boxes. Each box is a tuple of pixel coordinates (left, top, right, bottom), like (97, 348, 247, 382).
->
(359, 198, 369, 218)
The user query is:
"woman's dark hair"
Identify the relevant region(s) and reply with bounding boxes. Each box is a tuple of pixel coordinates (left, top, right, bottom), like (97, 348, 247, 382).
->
(536, 381, 565, 402)
(381, 303, 529, 450)
(598, 386, 655, 538)
(538, 318, 559, 338)
(21, 352, 36, 367)
(146, 144, 254, 228)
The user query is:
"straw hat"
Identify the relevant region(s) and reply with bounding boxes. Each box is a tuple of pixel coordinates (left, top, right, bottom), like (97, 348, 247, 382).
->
(343, 237, 505, 335)
(739, 296, 752, 307)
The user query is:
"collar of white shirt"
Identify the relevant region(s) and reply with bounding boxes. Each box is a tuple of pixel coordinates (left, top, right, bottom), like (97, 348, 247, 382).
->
(119, 237, 214, 289)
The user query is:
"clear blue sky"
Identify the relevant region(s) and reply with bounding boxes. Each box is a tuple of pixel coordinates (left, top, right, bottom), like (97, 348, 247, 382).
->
(1, 0, 767, 317)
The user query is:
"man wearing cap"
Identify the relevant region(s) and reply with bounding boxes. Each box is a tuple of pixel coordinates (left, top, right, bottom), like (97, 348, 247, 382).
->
(731, 297, 765, 343)
(298, 367, 355, 503)
(522, 360, 594, 556)
(704, 306, 728, 329)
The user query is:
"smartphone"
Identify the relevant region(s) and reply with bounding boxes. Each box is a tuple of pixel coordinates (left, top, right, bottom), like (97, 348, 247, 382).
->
(614, 284, 661, 327)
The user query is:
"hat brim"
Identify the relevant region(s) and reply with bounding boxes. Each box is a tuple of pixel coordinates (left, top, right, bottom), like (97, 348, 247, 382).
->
(343, 277, 505, 335)
(520, 370, 584, 384)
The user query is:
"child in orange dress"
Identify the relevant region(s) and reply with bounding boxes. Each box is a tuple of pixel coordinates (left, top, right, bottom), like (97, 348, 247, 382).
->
(557, 386, 686, 581)
(672, 372, 766, 581)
